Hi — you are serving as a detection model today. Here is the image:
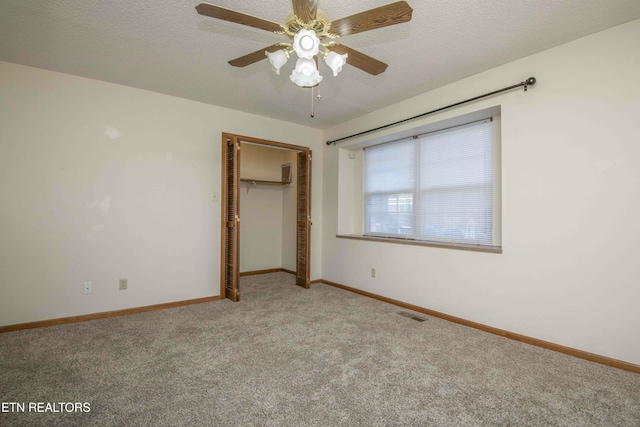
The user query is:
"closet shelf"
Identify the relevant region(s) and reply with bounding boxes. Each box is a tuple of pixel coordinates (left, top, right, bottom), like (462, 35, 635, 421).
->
(241, 163, 292, 193)
(240, 178, 291, 193)
(240, 178, 291, 186)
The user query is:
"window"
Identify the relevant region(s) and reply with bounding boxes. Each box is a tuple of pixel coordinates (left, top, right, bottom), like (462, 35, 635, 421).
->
(364, 119, 495, 247)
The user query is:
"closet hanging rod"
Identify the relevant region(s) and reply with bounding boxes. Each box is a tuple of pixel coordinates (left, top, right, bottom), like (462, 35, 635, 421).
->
(326, 77, 536, 146)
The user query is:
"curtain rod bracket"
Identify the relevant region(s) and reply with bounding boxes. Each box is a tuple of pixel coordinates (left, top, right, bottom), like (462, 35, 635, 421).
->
(326, 76, 537, 146)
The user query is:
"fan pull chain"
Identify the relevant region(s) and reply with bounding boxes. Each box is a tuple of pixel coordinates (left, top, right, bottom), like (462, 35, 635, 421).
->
(309, 86, 321, 118)
(310, 86, 314, 118)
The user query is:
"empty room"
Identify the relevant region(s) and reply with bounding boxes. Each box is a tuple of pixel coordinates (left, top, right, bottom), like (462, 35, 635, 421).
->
(1, 1, 639, 426)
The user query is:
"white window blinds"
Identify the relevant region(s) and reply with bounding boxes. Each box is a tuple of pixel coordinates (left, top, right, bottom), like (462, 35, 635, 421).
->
(364, 119, 494, 246)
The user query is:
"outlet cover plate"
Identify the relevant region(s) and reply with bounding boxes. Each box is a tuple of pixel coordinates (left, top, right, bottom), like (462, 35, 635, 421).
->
(119, 278, 128, 290)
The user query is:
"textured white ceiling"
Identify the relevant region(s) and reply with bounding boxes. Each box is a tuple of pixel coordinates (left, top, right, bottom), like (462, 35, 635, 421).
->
(2, 0, 640, 128)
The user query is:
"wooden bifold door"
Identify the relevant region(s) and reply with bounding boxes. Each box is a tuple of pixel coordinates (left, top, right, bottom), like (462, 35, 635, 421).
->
(296, 151, 311, 288)
(220, 133, 312, 301)
(222, 135, 240, 301)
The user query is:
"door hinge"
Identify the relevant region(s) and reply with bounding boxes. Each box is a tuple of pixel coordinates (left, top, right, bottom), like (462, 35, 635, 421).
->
(236, 214, 240, 223)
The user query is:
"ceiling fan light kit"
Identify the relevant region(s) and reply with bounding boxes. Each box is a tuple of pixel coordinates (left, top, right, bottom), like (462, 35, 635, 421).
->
(290, 58, 323, 87)
(292, 29, 321, 59)
(325, 51, 348, 77)
(266, 49, 289, 75)
(196, 1, 413, 114)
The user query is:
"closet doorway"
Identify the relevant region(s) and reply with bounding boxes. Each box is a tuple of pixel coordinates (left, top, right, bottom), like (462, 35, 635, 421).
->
(220, 133, 312, 302)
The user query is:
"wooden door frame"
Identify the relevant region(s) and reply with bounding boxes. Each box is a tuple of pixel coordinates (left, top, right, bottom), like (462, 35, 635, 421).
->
(219, 133, 312, 300)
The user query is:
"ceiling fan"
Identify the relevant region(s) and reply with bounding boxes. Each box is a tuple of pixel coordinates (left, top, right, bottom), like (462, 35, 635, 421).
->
(195, 1, 413, 88)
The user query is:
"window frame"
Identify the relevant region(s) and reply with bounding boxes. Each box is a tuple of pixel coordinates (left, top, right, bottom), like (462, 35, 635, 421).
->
(337, 108, 502, 253)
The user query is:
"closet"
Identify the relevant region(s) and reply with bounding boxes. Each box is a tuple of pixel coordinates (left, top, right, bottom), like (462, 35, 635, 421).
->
(220, 133, 311, 302)
(239, 143, 297, 274)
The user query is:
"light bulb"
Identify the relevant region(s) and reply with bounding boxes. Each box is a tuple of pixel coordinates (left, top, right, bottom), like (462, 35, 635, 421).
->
(300, 35, 314, 50)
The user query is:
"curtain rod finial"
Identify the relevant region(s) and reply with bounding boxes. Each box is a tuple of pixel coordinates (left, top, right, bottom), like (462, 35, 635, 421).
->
(526, 77, 536, 86)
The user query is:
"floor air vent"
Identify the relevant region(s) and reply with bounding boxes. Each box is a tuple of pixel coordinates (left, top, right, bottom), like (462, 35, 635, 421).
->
(397, 311, 427, 322)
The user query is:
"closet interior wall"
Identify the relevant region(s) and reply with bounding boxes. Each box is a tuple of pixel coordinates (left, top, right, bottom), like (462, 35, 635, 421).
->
(239, 143, 297, 273)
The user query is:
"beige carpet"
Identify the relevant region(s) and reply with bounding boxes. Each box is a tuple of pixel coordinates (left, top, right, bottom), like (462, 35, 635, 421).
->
(1, 272, 639, 426)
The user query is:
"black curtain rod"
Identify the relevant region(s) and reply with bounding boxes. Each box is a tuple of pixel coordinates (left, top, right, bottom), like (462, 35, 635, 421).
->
(326, 77, 537, 146)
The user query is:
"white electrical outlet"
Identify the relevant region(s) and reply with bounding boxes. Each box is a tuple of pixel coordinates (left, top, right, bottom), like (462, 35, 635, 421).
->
(119, 278, 128, 290)
(371, 268, 376, 278)
(83, 282, 93, 294)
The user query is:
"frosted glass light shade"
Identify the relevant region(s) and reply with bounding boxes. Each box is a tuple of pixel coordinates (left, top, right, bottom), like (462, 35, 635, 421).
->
(290, 58, 323, 87)
(292, 29, 320, 59)
(325, 51, 348, 76)
(266, 49, 289, 75)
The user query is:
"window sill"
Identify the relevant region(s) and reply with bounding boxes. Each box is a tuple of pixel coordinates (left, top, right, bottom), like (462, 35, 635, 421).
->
(336, 234, 502, 254)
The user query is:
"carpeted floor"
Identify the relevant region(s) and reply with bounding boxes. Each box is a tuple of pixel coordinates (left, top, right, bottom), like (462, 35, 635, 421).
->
(1, 272, 639, 426)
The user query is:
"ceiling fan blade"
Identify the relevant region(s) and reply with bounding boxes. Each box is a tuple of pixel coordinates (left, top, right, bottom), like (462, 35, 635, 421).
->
(327, 44, 388, 75)
(329, 1, 413, 37)
(196, 3, 282, 33)
(228, 44, 283, 68)
(292, 0, 319, 24)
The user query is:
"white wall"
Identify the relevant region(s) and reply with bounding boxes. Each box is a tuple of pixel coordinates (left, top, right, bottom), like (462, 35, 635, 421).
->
(0, 61, 323, 326)
(322, 19, 640, 365)
(239, 185, 284, 272)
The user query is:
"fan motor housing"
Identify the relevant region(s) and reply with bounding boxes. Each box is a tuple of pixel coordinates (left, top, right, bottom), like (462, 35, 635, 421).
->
(283, 10, 334, 39)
